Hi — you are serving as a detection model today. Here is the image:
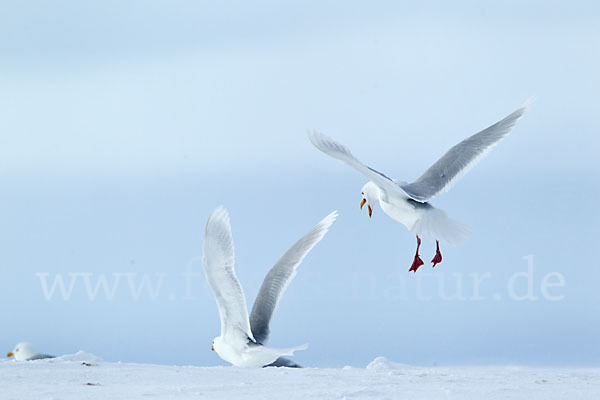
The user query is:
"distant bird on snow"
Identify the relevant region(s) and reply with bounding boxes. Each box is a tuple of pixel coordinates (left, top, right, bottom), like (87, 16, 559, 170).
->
(6, 342, 55, 361)
(203, 206, 337, 367)
(308, 103, 527, 272)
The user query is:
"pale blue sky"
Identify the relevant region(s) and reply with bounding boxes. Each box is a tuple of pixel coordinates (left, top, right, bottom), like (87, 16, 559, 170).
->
(1, 1, 599, 367)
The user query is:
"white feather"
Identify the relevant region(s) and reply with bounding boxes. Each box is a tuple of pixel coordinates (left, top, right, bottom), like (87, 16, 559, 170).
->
(203, 206, 337, 367)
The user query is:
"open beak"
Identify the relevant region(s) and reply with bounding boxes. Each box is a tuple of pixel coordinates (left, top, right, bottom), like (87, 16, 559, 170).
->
(6, 352, 13, 358)
(368, 205, 372, 218)
(360, 198, 366, 209)
(211, 345, 214, 351)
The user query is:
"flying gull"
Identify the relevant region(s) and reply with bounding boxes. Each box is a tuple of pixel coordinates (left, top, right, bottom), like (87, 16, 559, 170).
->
(308, 103, 527, 272)
(203, 206, 337, 367)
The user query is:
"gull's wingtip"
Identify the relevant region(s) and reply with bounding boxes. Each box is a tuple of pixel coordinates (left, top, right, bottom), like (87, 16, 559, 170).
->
(206, 205, 231, 230)
(522, 96, 536, 111)
(319, 210, 339, 231)
(209, 205, 229, 219)
(512, 97, 535, 119)
(307, 130, 325, 147)
(501, 98, 532, 125)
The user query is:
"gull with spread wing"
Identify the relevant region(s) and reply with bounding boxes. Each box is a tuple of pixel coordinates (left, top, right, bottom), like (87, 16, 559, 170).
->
(308, 104, 527, 272)
(203, 206, 337, 367)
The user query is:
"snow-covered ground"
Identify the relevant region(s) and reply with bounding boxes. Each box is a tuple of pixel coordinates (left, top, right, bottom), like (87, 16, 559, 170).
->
(2, 354, 599, 400)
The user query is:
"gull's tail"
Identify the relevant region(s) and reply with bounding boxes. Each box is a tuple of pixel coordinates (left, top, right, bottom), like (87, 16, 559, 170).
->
(264, 343, 309, 357)
(410, 207, 471, 246)
(246, 343, 308, 367)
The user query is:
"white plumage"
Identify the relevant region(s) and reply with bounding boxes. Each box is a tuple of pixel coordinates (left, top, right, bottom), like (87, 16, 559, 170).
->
(203, 206, 337, 367)
(308, 103, 527, 270)
(6, 342, 54, 361)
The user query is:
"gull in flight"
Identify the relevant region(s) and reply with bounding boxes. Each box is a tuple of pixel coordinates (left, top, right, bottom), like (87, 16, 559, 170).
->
(6, 342, 55, 361)
(203, 206, 337, 367)
(308, 104, 527, 272)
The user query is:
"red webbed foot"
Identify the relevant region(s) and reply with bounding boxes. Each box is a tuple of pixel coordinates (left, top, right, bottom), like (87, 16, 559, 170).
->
(409, 255, 424, 272)
(409, 235, 424, 272)
(431, 240, 442, 268)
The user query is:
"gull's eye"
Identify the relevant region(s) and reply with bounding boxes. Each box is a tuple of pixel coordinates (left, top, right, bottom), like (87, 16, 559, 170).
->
(15, 349, 19, 352)
(361, 192, 364, 195)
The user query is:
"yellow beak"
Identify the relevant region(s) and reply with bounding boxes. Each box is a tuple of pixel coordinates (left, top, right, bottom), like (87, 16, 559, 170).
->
(368, 205, 372, 218)
(6, 352, 13, 358)
(360, 198, 366, 209)
(211, 345, 214, 351)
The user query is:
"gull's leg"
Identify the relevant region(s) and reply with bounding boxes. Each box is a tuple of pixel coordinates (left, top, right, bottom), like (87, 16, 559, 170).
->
(431, 240, 443, 268)
(409, 235, 424, 273)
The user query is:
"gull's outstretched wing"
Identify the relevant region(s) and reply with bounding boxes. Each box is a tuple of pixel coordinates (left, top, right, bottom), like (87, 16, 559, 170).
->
(203, 206, 255, 343)
(400, 105, 528, 202)
(249, 211, 338, 344)
(308, 132, 410, 200)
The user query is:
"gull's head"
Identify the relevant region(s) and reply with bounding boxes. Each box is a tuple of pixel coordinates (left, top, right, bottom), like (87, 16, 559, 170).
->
(211, 337, 223, 354)
(7, 342, 36, 361)
(360, 182, 380, 218)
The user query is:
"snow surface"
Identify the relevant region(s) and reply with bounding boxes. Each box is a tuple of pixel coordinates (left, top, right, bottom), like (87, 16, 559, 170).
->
(2, 354, 599, 400)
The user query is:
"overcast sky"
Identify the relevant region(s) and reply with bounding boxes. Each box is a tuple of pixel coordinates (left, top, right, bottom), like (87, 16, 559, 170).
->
(1, 1, 599, 367)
